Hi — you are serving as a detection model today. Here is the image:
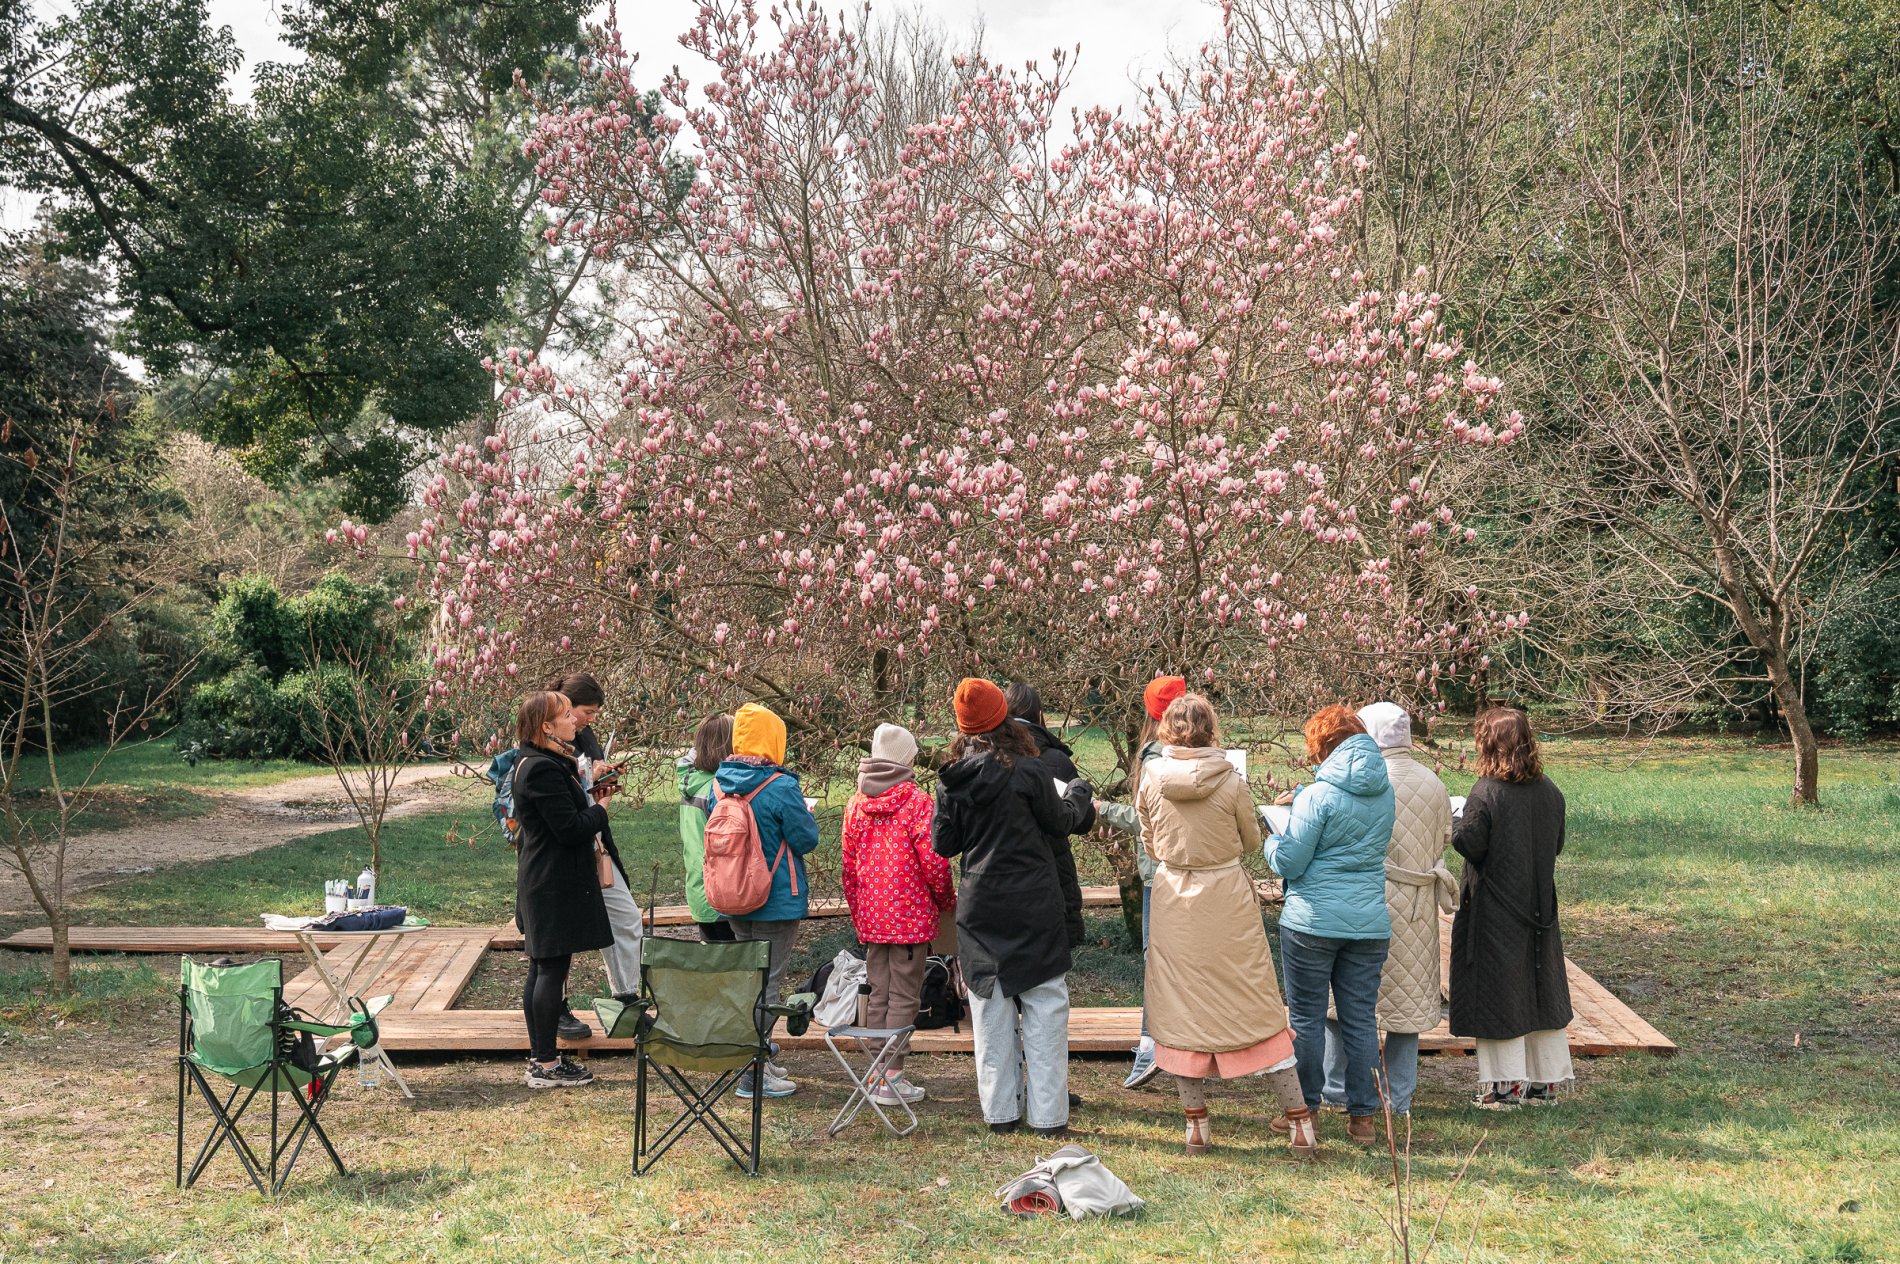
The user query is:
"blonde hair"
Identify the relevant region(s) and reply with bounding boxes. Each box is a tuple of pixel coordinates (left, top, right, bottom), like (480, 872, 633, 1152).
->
(1158, 693, 1220, 748)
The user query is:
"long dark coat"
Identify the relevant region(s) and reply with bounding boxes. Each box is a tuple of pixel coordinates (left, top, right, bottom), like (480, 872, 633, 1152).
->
(1014, 718, 1089, 949)
(513, 746, 614, 960)
(932, 750, 1094, 999)
(1448, 775, 1573, 1039)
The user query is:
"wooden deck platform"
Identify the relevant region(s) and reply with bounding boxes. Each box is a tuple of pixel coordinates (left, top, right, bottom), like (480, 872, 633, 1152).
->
(3, 909, 1675, 1059)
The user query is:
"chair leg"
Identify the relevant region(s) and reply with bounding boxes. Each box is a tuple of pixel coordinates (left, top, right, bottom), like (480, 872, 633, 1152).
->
(182, 1066, 268, 1196)
(273, 1068, 348, 1194)
(632, 1050, 650, 1176)
(175, 1057, 187, 1189)
(749, 1053, 763, 1177)
(633, 1061, 762, 1176)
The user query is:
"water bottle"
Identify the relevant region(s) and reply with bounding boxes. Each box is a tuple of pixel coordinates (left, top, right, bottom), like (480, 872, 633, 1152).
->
(357, 866, 376, 906)
(359, 1052, 381, 1089)
(856, 982, 872, 1029)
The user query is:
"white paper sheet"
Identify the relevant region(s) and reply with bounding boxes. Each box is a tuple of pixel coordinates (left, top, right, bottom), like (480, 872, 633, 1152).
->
(1260, 804, 1292, 834)
(1224, 749, 1247, 778)
(804, 797, 818, 813)
(1449, 795, 1466, 820)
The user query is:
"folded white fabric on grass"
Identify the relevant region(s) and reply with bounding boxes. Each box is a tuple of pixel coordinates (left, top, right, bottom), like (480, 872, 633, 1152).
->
(997, 1146, 1145, 1220)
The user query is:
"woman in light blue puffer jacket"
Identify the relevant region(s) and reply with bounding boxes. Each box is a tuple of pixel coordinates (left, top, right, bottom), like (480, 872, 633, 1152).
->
(1265, 707, 1396, 1143)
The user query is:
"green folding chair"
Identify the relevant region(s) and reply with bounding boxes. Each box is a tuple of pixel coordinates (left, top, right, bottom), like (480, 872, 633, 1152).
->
(174, 956, 381, 1196)
(593, 938, 813, 1177)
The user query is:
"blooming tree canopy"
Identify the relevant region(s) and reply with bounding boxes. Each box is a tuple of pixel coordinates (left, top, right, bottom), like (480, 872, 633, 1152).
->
(409, 1, 1525, 779)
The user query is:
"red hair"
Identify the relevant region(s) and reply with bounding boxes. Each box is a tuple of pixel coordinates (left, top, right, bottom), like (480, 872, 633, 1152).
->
(1303, 705, 1365, 765)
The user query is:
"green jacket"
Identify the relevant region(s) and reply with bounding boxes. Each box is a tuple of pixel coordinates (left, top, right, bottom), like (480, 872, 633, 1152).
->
(676, 759, 720, 924)
(1097, 741, 1164, 883)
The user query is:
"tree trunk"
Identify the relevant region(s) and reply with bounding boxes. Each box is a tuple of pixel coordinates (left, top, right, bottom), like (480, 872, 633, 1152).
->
(50, 911, 71, 996)
(1768, 667, 1821, 806)
(1118, 868, 1144, 948)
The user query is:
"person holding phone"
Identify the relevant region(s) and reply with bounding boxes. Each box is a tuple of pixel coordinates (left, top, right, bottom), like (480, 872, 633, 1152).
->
(512, 690, 618, 1088)
(551, 673, 642, 1022)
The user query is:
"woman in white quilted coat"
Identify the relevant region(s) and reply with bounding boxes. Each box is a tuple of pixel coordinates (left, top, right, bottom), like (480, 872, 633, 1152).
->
(1322, 702, 1455, 1118)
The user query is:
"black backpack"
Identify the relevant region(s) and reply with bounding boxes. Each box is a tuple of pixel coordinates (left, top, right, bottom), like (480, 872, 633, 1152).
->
(915, 954, 964, 1031)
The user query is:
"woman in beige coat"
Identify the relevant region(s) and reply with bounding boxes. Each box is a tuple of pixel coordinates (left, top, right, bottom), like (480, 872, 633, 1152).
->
(1137, 693, 1316, 1158)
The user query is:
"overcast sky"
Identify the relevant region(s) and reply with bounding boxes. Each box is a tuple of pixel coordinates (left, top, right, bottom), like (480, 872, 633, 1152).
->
(208, 0, 1226, 110)
(6, 0, 1225, 229)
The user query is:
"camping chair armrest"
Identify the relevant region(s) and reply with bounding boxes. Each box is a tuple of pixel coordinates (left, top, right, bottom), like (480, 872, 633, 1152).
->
(283, 996, 384, 1049)
(768, 992, 817, 1038)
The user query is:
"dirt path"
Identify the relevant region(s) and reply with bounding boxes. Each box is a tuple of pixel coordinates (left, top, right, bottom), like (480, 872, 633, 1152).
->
(0, 765, 469, 916)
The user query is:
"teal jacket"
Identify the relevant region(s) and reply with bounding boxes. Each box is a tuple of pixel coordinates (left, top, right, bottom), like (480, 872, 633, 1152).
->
(712, 758, 821, 922)
(1265, 733, 1395, 938)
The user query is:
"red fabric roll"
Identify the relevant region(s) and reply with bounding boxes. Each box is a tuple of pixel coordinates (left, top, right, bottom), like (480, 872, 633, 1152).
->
(1008, 1189, 1062, 1217)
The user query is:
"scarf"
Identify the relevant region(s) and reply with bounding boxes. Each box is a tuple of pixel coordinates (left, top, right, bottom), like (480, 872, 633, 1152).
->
(856, 757, 915, 799)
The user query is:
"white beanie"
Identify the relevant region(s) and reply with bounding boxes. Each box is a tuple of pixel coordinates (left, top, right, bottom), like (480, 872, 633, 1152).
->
(869, 722, 918, 765)
(1356, 701, 1412, 750)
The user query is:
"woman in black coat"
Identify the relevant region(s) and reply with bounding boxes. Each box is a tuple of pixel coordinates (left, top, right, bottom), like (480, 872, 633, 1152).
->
(933, 678, 1094, 1136)
(1449, 706, 1573, 1109)
(512, 690, 617, 1089)
(1005, 681, 1088, 949)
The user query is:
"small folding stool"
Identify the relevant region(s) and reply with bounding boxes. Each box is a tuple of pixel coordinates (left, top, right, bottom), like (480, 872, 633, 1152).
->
(823, 1022, 919, 1137)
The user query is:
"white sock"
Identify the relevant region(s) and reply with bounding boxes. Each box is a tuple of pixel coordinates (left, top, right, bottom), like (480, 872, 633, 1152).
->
(1137, 1036, 1155, 1056)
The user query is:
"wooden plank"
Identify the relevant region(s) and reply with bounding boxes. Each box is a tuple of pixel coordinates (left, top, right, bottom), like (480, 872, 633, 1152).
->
(487, 887, 1130, 950)
(0, 926, 407, 954)
(411, 931, 494, 1013)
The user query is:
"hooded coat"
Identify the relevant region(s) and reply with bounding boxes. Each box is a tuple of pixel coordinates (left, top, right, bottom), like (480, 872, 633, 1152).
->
(512, 746, 614, 959)
(1136, 746, 1290, 1056)
(1375, 744, 1458, 1032)
(711, 758, 821, 923)
(1265, 733, 1396, 939)
(1014, 717, 1090, 948)
(932, 750, 1094, 999)
(1449, 775, 1572, 1039)
(842, 779, 956, 945)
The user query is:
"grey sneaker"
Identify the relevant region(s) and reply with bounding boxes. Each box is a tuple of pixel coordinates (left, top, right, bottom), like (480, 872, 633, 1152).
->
(736, 1064, 797, 1098)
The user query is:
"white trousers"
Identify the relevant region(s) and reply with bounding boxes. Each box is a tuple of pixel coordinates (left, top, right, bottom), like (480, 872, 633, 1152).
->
(969, 975, 1070, 1129)
(1475, 1028, 1573, 1087)
(598, 862, 644, 996)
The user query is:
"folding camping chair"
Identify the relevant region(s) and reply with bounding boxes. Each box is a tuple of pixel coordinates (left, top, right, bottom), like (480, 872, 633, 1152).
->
(593, 938, 812, 1177)
(174, 956, 382, 1197)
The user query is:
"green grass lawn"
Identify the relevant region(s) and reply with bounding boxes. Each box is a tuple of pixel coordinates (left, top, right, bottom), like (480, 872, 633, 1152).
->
(5, 740, 327, 835)
(0, 736, 1895, 1262)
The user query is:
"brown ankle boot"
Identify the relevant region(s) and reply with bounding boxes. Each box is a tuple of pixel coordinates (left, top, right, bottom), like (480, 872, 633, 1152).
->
(1347, 1113, 1379, 1145)
(1285, 1107, 1319, 1159)
(1184, 1106, 1210, 1155)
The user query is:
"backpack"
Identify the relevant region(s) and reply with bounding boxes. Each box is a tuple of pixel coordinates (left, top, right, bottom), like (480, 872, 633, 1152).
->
(487, 747, 527, 849)
(915, 954, 965, 1031)
(702, 771, 799, 916)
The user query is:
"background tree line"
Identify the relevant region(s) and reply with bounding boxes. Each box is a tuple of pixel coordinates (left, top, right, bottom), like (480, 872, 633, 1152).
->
(2, 0, 1895, 811)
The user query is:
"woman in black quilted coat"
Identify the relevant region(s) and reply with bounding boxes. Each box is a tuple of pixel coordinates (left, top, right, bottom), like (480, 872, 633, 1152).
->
(1449, 706, 1573, 1109)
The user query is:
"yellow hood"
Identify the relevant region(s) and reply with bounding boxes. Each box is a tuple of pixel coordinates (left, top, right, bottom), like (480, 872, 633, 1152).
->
(732, 702, 787, 766)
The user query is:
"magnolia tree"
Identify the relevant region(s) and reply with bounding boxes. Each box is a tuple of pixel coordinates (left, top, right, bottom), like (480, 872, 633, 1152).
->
(407, 1, 1524, 796)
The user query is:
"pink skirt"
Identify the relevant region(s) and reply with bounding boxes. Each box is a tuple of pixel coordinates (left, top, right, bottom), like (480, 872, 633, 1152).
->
(1153, 1028, 1296, 1081)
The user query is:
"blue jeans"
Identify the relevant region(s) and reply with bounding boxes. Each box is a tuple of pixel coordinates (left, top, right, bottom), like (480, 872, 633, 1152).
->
(1324, 1023, 1419, 1114)
(1280, 927, 1389, 1115)
(1138, 881, 1152, 1039)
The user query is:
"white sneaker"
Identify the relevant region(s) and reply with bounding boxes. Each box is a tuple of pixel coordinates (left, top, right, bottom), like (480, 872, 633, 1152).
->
(869, 1074, 926, 1106)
